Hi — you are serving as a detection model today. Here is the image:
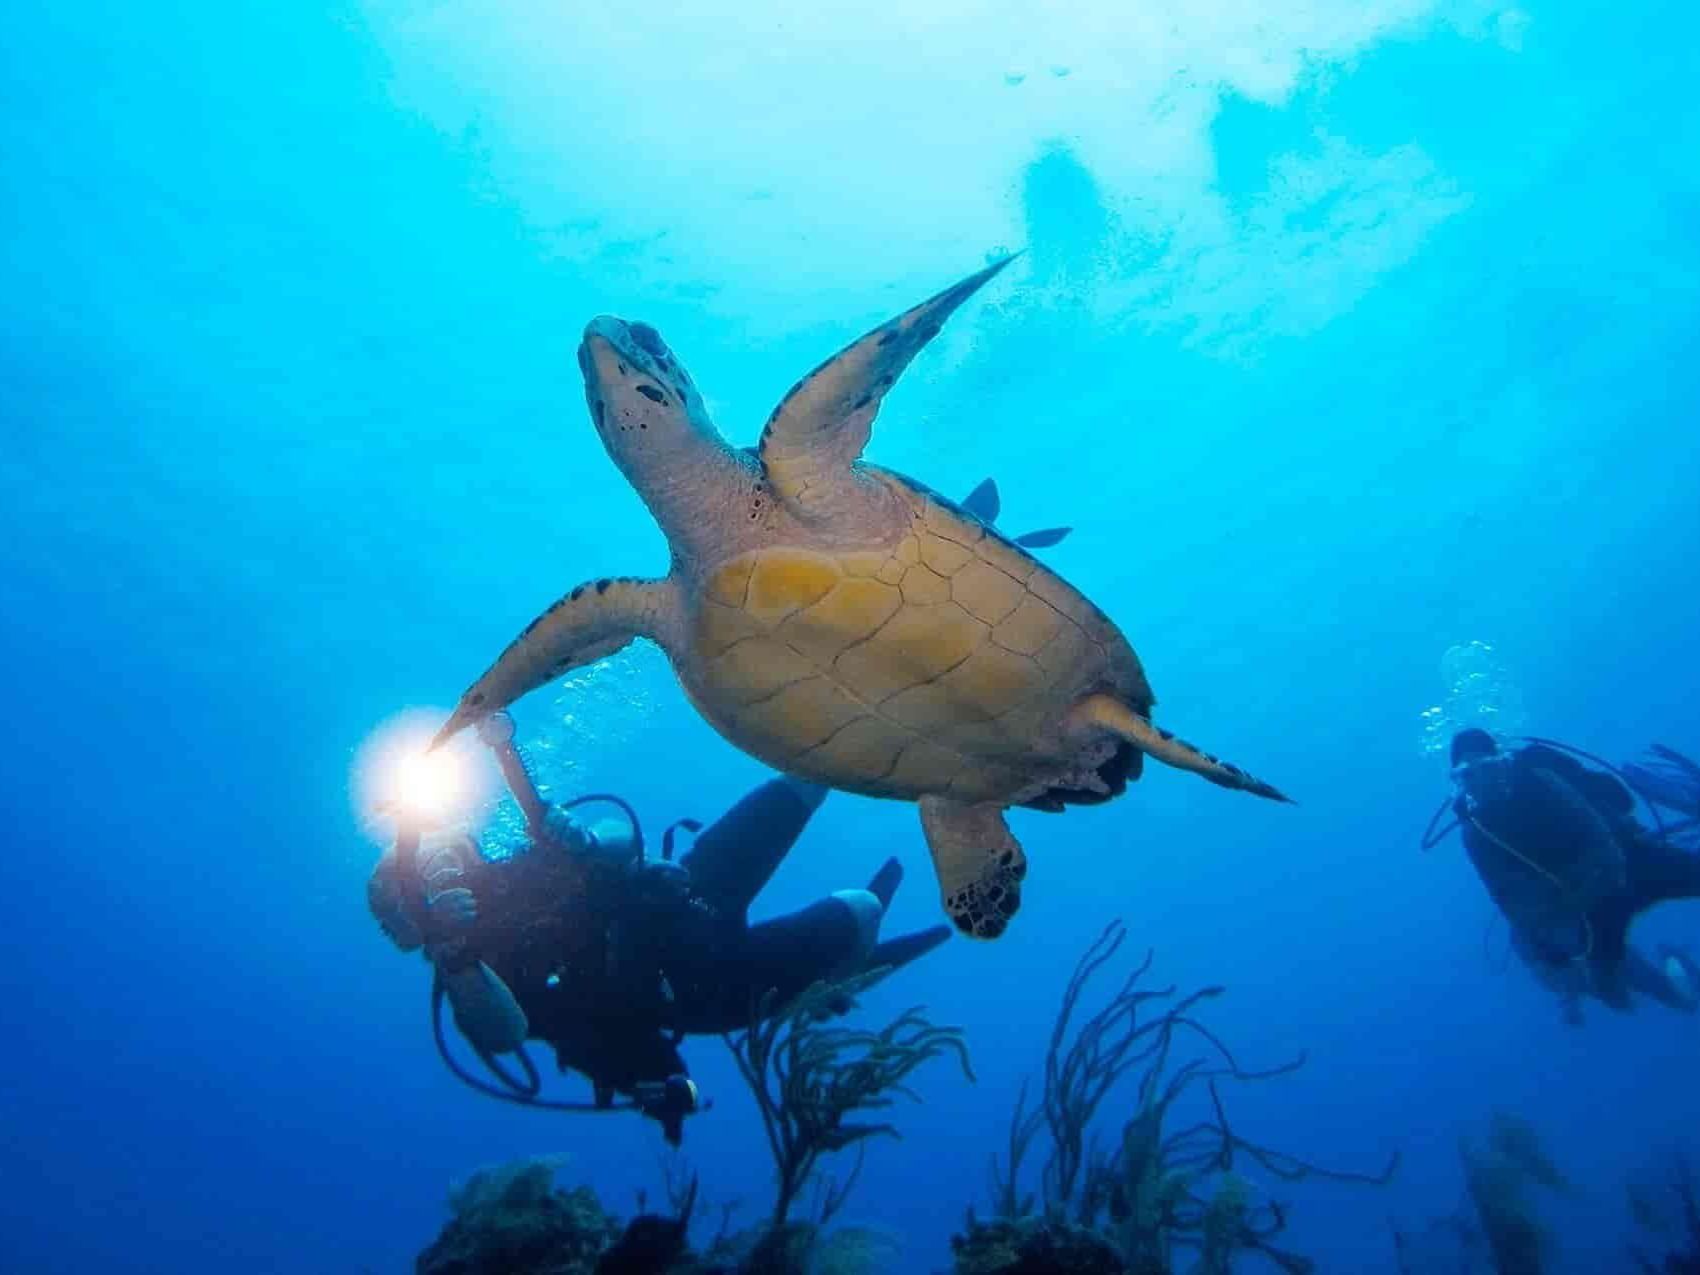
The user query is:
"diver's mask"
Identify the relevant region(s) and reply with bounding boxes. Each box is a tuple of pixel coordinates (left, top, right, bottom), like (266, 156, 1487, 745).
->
(1451, 753, 1515, 811)
(633, 858, 692, 904)
(541, 795, 646, 866)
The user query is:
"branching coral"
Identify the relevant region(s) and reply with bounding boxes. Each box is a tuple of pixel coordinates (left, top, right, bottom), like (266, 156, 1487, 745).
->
(975, 920, 1397, 1275)
(725, 967, 975, 1230)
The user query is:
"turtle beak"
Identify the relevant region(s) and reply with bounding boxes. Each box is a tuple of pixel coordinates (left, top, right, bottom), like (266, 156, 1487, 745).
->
(580, 316, 693, 407)
(579, 321, 625, 386)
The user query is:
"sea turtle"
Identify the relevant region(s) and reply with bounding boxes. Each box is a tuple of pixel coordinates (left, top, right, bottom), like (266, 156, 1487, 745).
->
(432, 256, 1289, 940)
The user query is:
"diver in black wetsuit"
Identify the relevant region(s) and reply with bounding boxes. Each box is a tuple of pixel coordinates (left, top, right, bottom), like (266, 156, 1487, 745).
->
(368, 713, 950, 1142)
(1438, 729, 1700, 1021)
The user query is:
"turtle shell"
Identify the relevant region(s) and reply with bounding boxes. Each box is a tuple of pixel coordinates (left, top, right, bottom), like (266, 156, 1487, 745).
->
(675, 476, 1153, 808)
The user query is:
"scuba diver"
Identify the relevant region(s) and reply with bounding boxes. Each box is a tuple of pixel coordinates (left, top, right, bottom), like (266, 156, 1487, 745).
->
(1430, 729, 1700, 1021)
(368, 712, 951, 1144)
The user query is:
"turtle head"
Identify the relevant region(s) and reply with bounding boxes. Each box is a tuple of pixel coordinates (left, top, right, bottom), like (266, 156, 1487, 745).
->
(578, 317, 727, 493)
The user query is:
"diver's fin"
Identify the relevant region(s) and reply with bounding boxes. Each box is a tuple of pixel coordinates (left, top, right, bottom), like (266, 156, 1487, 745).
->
(961, 478, 1001, 523)
(918, 796, 1026, 940)
(1624, 744, 1700, 817)
(1068, 693, 1291, 803)
(757, 256, 1020, 513)
(1014, 525, 1072, 549)
(1652, 743, 1700, 780)
(867, 856, 903, 911)
(1625, 835, 1700, 914)
(865, 924, 952, 973)
(682, 777, 819, 918)
(432, 577, 675, 748)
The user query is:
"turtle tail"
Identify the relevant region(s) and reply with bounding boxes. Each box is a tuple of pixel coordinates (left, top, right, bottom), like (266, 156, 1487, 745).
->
(1069, 693, 1292, 803)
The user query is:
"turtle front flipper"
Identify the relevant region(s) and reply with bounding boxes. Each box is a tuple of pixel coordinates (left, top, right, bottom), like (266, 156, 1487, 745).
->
(432, 576, 676, 748)
(918, 796, 1028, 940)
(757, 255, 1021, 516)
(1068, 693, 1292, 803)
(959, 476, 1071, 548)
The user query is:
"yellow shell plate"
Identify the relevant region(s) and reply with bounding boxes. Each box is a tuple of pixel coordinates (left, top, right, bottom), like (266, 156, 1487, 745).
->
(683, 504, 1140, 804)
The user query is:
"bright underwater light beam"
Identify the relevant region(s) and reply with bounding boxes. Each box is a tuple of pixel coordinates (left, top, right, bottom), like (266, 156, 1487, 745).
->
(352, 708, 498, 841)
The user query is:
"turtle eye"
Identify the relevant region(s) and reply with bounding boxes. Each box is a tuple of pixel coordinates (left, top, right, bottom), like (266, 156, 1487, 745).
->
(629, 322, 669, 360)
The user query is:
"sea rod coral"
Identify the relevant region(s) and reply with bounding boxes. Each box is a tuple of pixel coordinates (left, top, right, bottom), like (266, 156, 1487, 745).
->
(958, 920, 1397, 1275)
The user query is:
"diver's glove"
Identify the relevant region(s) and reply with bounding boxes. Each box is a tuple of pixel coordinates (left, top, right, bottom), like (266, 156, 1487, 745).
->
(442, 960, 530, 1056)
(420, 834, 480, 929)
(367, 828, 480, 952)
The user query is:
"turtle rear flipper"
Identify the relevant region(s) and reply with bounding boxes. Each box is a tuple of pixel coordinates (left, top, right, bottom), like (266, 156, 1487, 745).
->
(1014, 526, 1072, 548)
(433, 576, 676, 748)
(757, 256, 1020, 515)
(960, 477, 1071, 549)
(919, 796, 1027, 940)
(960, 478, 1002, 522)
(1069, 693, 1291, 803)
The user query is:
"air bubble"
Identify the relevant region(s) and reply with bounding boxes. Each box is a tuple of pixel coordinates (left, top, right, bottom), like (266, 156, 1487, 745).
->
(1417, 640, 1528, 758)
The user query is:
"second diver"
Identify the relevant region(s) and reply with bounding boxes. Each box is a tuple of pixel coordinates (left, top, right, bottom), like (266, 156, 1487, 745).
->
(1435, 729, 1700, 1022)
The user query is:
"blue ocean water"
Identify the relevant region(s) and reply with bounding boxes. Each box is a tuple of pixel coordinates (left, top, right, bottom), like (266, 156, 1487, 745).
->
(4, 2, 1699, 1271)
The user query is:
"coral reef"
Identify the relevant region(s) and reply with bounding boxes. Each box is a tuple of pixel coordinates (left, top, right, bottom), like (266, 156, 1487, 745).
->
(416, 969, 970, 1274)
(951, 1216, 1124, 1275)
(725, 968, 974, 1229)
(413, 1159, 901, 1275)
(959, 920, 1397, 1275)
(417, 1156, 621, 1275)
